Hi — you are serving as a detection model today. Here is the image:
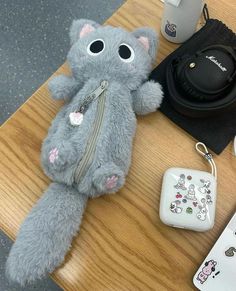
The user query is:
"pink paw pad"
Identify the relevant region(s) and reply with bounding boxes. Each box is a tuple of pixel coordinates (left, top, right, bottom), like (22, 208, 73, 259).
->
(49, 147, 59, 163)
(106, 175, 118, 190)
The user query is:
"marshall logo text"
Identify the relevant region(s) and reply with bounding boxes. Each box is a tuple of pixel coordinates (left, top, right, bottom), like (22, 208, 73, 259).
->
(205, 56, 227, 72)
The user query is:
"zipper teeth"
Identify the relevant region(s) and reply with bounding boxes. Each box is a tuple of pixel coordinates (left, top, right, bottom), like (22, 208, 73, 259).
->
(74, 90, 106, 183)
(80, 89, 99, 112)
(79, 80, 108, 113)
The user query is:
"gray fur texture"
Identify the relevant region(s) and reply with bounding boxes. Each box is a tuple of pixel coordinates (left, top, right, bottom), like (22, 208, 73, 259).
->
(6, 183, 87, 286)
(6, 19, 163, 285)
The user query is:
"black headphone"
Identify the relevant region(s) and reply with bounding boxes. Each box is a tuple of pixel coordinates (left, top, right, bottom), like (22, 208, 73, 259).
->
(166, 45, 236, 118)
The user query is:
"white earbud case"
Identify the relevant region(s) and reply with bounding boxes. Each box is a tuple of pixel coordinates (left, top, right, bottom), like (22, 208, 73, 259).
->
(159, 143, 217, 232)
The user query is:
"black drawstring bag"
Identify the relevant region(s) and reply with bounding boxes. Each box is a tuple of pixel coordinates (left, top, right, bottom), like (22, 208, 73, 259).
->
(150, 19, 236, 154)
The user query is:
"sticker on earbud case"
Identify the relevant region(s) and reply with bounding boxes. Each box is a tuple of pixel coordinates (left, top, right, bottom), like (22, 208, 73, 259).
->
(176, 192, 182, 199)
(170, 200, 182, 214)
(174, 174, 187, 190)
(185, 184, 197, 201)
(186, 207, 193, 214)
(199, 179, 211, 194)
(206, 194, 213, 204)
(196, 198, 207, 221)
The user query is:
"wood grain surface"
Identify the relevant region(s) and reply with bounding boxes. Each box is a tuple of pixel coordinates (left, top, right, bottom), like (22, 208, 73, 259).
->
(1, 0, 236, 290)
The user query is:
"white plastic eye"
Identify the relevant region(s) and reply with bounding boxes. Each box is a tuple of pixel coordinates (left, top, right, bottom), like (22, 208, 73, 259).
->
(87, 39, 105, 56)
(118, 43, 135, 63)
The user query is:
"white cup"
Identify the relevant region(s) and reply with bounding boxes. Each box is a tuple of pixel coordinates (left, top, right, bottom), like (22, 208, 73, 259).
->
(161, 0, 204, 43)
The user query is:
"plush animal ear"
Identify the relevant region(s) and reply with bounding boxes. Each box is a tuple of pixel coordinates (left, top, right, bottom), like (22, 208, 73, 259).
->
(132, 27, 158, 60)
(69, 19, 100, 45)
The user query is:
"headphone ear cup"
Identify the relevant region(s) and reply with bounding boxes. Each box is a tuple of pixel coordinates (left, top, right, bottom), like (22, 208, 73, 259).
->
(180, 79, 206, 101)
(174, 45, 236, 102)
(174, 56, 219, 101)
(174, 57, 205, 101)
(166, 46, 236, 118)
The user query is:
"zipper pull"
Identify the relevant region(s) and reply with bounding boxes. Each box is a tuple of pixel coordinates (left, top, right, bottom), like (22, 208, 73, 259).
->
(100, 80, 108, 90)
(69, 80, 108, 126)
(69, 111, 84, 126)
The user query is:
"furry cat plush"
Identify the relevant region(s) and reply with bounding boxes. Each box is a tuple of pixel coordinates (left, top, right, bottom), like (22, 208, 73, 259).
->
(6, 19, 163, 285)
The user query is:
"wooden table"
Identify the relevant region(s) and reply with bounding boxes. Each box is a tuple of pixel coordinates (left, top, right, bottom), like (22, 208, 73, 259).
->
(1, 0, 236, 290)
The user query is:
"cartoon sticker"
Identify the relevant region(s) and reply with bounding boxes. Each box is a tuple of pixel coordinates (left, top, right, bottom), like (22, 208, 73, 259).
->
(165, 21, 177, 38)
(185, 184, 197, 201)
(186, 207, 193, 214)
(176, 193, 182, 199)
(170, 200, 183, 214)
(225, 247, 236, 257)
(196, 198, 208, 221)
(199, 179, 211, 194)
(213, 271, 220, 278)
(174, 174, 187, 190)
(196, 260, 217, 284)
(206, 194, 213, 205)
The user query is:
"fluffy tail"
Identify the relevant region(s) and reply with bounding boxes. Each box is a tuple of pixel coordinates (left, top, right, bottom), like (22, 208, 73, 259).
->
(6, 182, 88, 286)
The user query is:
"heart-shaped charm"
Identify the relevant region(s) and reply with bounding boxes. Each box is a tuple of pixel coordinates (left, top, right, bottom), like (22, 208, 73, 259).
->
(69, 112, 83, 126)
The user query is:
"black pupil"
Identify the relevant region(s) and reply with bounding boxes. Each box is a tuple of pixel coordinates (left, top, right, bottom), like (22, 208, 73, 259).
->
(119, 45, 131, 59)
(90, 40, 104, 53)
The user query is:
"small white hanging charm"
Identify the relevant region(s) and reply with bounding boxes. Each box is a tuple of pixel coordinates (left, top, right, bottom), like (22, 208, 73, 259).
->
(69, 111, 83, 126)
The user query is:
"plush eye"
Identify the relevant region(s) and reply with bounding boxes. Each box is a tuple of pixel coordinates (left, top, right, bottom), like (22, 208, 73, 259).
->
(118, 43, 135, 62)
(87, 39, 105, 55)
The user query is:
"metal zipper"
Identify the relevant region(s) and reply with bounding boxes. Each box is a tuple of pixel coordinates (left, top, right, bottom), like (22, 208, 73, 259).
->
(78, 80, 108, 114)
(74, 80, 108, 183)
